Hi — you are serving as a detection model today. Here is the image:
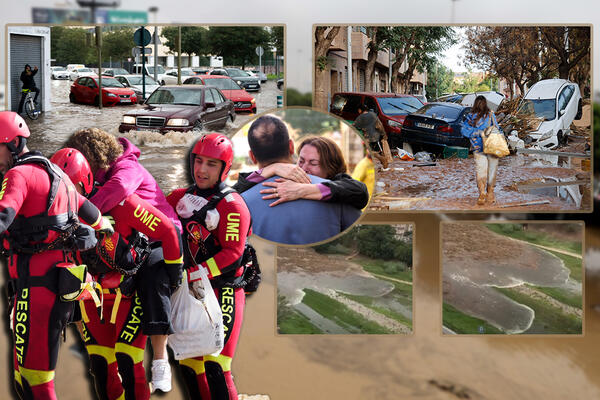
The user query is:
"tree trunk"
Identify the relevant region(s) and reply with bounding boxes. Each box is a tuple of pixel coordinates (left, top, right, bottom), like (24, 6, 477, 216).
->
(364, 28, 378, 92)
(314, 26, 341, 111)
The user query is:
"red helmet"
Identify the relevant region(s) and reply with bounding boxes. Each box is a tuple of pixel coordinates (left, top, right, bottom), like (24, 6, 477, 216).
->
(191, 133, 233, 182)
(50, 148, 94, 196)
(0, 111, 30, 143)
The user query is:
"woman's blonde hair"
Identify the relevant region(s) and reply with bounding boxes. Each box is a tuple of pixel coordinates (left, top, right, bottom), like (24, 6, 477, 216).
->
(65, 128, 123, 172)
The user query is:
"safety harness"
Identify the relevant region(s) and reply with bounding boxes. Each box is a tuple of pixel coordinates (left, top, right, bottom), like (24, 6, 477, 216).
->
(4, 154, 101, 312)
(5, 153, 81, 254)
(181, 184, 261, 294)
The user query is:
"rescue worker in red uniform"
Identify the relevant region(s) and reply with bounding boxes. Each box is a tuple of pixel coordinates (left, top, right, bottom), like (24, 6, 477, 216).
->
(51, 148, 183, 400)
(0, 112, 112, 400)
(167, 133, 252, 400)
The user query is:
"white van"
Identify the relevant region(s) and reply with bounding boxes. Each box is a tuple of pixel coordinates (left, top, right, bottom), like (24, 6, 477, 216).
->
(517, 79, 582, 149)
(66, 64, 85, 72)
(133, 64, 167, 85)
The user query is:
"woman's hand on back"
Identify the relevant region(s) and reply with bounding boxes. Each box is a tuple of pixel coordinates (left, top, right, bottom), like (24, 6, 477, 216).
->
(261, 163, 311, 184)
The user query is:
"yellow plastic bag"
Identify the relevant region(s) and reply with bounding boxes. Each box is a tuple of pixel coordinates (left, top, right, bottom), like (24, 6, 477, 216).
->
(483, 126, 510, 158)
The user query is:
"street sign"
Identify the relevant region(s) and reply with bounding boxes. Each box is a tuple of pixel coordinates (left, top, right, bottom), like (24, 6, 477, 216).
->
(132, 47, 153, 56)
(32, 8, 90, 23)
(134, 28, 151, 47)
(255, 46, 264, 57)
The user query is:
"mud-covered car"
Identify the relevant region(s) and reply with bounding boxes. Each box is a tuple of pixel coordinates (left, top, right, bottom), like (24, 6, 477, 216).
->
(330, 92, 424, 148)
(400, 102, 471, 151)
(118, 85, 235, 133)
(515, 79, 582, 149)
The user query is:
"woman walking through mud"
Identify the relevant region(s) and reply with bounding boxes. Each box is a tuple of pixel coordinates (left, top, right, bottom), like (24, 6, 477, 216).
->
(461, 95, 502, 205)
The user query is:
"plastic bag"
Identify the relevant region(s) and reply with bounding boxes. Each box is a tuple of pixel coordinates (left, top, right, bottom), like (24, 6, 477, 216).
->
(176, 193, 220, 230)
(395, 148, 415, 161)
(168, 269, 224, 359)
(414, 151, 433, 162)
(483, 126, 510, 158)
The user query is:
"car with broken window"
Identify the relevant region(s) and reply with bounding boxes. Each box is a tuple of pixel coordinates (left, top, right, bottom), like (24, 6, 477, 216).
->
(515, 78, 582, 149)
(329, 92, 424, 148)
(400, 102, 471, 151)
(118, 85, 235, 134)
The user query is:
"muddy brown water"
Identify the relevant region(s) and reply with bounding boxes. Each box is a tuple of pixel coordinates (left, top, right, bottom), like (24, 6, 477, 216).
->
(442, 224, 580, 333)
(1, 217, 600, 398)
(25, 80, 279, 194)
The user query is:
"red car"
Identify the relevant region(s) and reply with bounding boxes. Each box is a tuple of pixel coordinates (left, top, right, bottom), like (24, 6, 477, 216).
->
(70, 75, 137, 106)
(330, 92, 424, 148)
(183, 75, 256, 113)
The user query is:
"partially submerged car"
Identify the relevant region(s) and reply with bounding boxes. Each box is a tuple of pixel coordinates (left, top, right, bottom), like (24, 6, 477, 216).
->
(514, 79, 582, 149)
(118, 85, 235, 133)
(70, 75, 137, 106)
(115, 74, 160, 100)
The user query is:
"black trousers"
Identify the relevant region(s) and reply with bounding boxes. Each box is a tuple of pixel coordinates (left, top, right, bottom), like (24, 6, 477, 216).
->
(135, 247, 173, 335)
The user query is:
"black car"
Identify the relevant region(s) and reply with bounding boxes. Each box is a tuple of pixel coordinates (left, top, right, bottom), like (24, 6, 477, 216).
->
(400, 102, 471, 150)
(209, 68, 260, 92)
(118, 85, 235, 134)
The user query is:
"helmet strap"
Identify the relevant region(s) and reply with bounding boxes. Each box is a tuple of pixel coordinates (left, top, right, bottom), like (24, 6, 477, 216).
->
(6, 137, 26, 164)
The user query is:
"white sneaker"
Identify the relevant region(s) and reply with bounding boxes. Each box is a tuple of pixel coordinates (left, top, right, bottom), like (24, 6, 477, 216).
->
(151, 359, 172, 393)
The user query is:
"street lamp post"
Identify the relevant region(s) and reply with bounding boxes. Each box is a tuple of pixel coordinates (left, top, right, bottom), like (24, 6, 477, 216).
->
(149, 6, 159, 83)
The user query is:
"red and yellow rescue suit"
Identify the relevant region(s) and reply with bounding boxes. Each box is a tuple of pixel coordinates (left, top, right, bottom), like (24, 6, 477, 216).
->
(167, 184, 251, 400)
(1, 153, 106, 400)
(78, 193, 182, 400)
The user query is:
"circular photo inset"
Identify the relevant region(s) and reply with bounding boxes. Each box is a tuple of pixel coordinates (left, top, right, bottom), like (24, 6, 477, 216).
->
(228, 107, 370, 245)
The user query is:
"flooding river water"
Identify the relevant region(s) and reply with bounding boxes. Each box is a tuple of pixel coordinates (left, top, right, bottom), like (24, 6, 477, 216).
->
(25, 79, 279, 193)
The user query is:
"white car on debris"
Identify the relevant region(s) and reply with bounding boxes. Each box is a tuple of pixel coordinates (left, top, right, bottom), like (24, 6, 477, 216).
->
(515, 79, 582, 149)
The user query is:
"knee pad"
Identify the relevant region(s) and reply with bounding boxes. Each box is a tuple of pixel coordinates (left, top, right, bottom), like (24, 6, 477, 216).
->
(204, 361, 229, 400)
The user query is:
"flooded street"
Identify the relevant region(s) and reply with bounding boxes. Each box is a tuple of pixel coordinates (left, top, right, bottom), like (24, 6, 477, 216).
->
(25, 79, 280, 193)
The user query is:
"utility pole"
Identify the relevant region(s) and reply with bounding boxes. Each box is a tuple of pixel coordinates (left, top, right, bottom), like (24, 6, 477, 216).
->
(149, 6, 159, 83)
(347, 26, 353, 91)
(177, 26, 182, 84)
(96, 26, 102, 110)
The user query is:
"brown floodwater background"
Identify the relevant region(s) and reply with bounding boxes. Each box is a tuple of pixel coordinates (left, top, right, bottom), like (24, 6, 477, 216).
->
(1, 214, 599, 399)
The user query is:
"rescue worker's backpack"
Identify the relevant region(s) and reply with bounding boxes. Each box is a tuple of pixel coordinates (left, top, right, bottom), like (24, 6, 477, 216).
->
(4, 152, 96, 254)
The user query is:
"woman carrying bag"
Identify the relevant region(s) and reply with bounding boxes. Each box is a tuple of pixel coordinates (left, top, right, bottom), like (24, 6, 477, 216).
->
(460, 95, 506, 206)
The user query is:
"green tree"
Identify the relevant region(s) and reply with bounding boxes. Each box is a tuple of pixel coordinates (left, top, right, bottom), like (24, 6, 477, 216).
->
(207, 27, 271, 68)
(426, 61, 454, 99)
(51, 27, 93, 65)
(270, 26, 284, 55)
(280, 108, 340, 136)
(160, 26, 209, 63)
(356, 225, 398, 260)
(384, 27, 457, 93)
(102, 27, 135, 65)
